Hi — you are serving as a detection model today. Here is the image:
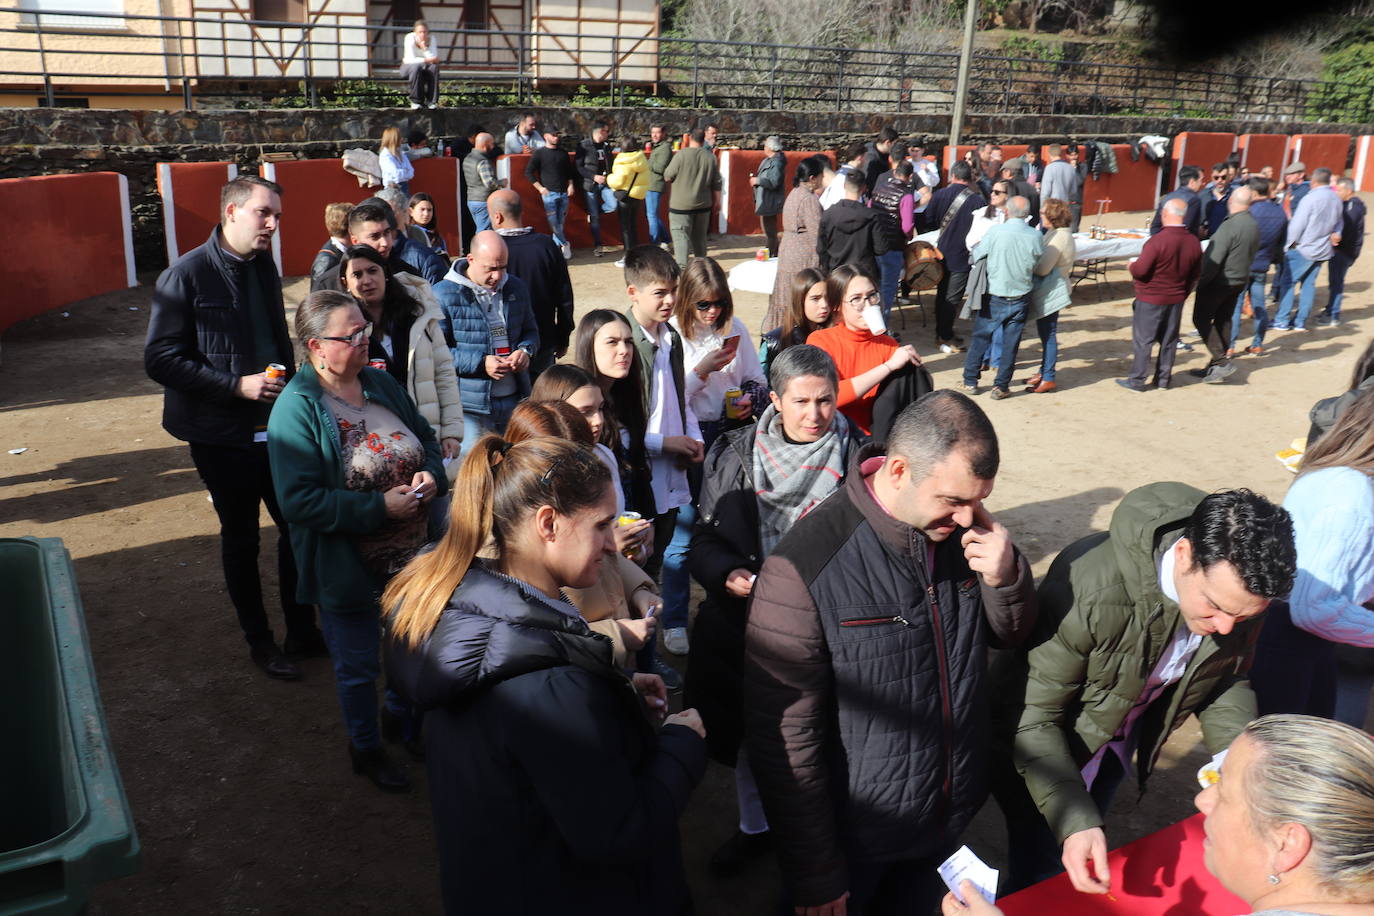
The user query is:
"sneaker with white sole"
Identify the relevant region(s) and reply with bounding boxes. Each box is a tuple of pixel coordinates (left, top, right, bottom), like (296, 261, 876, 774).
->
(614, 258, 627, 268)
(663, 626, 690, 656)
(561, 243, 572, 260)
(939, 341, 959, 355)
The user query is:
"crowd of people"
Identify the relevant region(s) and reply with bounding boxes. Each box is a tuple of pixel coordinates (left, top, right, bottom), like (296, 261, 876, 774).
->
(141, 116, 1374, 914)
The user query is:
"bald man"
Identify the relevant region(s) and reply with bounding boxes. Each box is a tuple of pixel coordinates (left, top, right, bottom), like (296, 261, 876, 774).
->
(488, 188, 574, 377)
(1190, 186, 1259, 384)
(1120, 198, 1203, 391)
(433, 229, 540, 449)
(462, 132, 505, 234)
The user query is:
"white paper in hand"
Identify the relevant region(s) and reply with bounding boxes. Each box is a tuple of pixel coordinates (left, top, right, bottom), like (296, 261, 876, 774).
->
(937, 845, 998, 905)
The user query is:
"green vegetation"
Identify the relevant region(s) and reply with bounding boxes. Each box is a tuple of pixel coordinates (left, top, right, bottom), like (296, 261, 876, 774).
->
(256, 79, 693, 110)
(1001, 35, 1065, 62)
(1308, 41, 1374, 123)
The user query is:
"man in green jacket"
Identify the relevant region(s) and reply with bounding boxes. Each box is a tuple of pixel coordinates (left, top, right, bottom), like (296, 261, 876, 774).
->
(663, 126, 721, 267)
(995, 482, 1295, 895)
(1191, 186, 1259, 384)
(646, 124, 674, 248)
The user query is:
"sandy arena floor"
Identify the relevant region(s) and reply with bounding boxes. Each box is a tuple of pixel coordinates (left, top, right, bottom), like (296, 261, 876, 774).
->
(2, 206, 1370, 914)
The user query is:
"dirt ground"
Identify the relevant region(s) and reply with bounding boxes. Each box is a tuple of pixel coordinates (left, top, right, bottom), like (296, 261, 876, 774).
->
(2, 206, 1371, 915)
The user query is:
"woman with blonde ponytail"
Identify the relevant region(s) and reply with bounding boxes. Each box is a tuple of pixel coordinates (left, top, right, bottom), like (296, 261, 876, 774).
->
(382, 434, 707, 915)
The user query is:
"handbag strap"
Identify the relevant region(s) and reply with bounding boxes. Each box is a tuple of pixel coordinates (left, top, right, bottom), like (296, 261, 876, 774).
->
(940, 186, 975, 235)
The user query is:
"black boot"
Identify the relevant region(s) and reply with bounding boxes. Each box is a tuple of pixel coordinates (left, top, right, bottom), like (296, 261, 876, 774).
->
(708, 829, 773, 878)
(349, 744, 410, 793)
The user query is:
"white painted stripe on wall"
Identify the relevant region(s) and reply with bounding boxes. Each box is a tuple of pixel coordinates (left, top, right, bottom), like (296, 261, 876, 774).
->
(158, 163, 178, 263)
(1356, 137, 1369, 190)
(260, 163, 283, 275)
(118, 173, 137, 288)
(718, 149, 730, 234)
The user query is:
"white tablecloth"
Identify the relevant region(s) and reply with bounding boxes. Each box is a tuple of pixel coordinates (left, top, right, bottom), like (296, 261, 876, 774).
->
(1069, 230, 1150, 261)
(728, 258, 779, 294)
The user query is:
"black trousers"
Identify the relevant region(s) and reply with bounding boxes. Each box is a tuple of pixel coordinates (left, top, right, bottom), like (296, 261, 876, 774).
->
(760, 213, 780, 257)
(616, 196, 640, 251)
(1193, 281, 1244, 366)
(400, 62, 439, 105)
(934, 268, 969, 342)
(189, 441, 316, 648)
(1128, 299, 1183, 388)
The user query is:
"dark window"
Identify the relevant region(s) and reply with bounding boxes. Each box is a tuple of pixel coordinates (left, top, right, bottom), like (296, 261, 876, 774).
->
(252, 0, 305, 23)
(461, 0, 487, 29)
(41, 96, 90, 108)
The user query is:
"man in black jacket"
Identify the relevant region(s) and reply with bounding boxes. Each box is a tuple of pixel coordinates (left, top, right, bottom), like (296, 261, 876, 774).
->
(918, 160, 988, 354)
(744, 391, 1037, 915)
(487, 189, 574, 378)
(818, 171, 887, 283)
(575, 120, 614, 256)
(144, 176, 320, 680)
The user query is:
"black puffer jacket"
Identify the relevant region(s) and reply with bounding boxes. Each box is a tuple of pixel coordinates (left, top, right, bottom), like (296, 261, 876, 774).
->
(144, 227, 294, 446)
(686, 421, 860, 764)
(309, 240, 343, 292)
(743, 443, 1036, 906)
(387, 565, 707, 916)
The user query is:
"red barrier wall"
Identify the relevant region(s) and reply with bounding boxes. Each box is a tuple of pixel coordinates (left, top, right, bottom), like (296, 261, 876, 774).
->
(1237, 134, 1287, 176)
(1172, 132, 1236, 185)
(1081, 144, 1162, 214)
(262, 158, 461, 276)
(0, 172, 136, 331)
(720, 150, 825, 235)
(500, 152, 634, 249)
(1355, 137, 1374, 192)
(1287, 133, 1352, 176)
(157, 162, 236, 263)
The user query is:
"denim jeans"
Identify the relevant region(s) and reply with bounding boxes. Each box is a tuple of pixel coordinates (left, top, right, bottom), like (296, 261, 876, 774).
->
(318, 605, 407, 751)
(460, 392, 519, 455)
(1275, 248, 1324, 328)
(1035, 313, 1059, 382)
(963, 293, 1029, 390)
(1230, 270, 1269, 350)
(876, 249, 905, 320)
(660, 502, 695, 630)
(1326, 249, 1353, 320)
(466, 200, 492, 233)
(540, 191, 569, 248)
(645, 189, 666, 245)
(584, 189, 604, 246)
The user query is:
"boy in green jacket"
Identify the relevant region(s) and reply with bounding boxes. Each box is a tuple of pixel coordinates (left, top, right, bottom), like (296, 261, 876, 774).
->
(994, 483, 1295, 896)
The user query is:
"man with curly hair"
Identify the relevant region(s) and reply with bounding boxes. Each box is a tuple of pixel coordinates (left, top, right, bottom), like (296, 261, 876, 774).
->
(990, 484, 1296, 896)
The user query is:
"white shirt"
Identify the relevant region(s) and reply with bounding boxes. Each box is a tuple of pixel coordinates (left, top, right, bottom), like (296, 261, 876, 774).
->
(670, 315, 766, 423)
(1081, 538, 1202, 788)
(402, 32, 438, 65)
(819, 165, 854, 210)
(914, 159, 941, 189)
(965, 208, 1007, 256)
(643, 322, 701, 514)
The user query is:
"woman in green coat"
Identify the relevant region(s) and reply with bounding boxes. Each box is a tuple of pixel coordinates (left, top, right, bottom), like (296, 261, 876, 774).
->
(267, 290, 446, 793)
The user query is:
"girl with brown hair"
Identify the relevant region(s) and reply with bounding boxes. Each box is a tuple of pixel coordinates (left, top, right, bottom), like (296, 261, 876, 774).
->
(759, 266, 831, 385)
(382, 435, 706, 915)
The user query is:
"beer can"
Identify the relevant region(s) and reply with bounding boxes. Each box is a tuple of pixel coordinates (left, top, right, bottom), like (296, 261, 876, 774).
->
(369, 358, 388, 371)
(264, 363, 286, 380)
(724, 387, 745, 420)
(618, 511, 644, 560)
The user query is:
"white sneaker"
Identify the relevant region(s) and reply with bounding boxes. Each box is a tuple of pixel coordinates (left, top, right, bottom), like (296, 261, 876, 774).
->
(562, 243, 572, 260)
(663, 626, 690, 656)
(410, 102, 422, 109)
(939, 342, 958, 355)
(614, 258, 627, 268)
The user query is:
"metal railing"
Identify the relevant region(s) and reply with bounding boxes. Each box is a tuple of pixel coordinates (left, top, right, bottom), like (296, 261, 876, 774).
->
(2, 8, 1371, 123)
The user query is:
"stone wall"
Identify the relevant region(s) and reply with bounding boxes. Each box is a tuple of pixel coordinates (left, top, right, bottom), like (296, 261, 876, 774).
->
(2, 106, 1364, 273)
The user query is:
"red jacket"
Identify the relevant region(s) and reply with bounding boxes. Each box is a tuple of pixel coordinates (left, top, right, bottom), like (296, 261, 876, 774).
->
(1129, 224, 1202, 306)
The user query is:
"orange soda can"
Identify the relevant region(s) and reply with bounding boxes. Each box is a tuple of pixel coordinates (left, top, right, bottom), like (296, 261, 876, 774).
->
(265, 363, 285, 380)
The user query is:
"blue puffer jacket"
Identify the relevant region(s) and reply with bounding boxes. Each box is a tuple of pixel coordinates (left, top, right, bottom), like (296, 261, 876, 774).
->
(391, 231, 449, 286)
(386, 565, 707, 915)
(433, 260, 540, 414)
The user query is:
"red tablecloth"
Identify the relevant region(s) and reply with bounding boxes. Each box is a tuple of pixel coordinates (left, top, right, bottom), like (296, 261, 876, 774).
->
(999, 814, 1250, 916)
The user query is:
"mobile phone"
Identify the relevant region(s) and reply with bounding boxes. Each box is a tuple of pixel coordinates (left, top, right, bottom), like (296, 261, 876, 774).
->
(721, 334, 741, 356)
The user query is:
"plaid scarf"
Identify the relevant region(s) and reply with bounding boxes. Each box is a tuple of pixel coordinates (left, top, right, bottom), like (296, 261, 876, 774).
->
(752, 404, 848, 556)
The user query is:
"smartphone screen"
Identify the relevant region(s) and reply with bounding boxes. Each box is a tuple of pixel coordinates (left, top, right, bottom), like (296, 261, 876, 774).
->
(721, 334, 740, 356)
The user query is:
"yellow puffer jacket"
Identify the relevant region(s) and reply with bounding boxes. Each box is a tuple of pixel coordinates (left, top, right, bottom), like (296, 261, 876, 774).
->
(607, 150, 649, 201)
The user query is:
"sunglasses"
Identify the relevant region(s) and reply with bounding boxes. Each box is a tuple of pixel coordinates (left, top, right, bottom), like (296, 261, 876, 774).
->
(694, 299, 728, 312)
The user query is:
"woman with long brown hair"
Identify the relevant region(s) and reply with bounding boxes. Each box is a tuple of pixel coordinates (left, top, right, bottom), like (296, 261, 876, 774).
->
(759, 266, 831, 385)
(1251, 385, 1374, 724)
(571, 309, 654, 518)
(382, 435, 706, 914)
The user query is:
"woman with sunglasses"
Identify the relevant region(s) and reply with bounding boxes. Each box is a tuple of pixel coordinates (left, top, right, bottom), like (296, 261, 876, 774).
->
(268, 290, 446, 794)
(806, 264, 921, 437)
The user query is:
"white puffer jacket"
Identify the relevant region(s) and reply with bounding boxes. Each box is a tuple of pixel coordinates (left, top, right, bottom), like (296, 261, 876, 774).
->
(394, 273, 463, 450)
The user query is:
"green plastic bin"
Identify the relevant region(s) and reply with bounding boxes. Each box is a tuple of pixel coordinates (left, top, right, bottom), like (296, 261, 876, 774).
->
(1, 537, 140, 914)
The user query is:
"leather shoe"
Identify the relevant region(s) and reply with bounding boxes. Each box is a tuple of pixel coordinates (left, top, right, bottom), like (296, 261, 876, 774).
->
(1029, 380, 1057, 393)
(349, 744, 410, 793)
(1023, 373, 1043, 390)
(282, 630, 330, 659)
(249, 642, 301, 681)
(708, 829, 773, 878)
(1115, 378, 1147, 393)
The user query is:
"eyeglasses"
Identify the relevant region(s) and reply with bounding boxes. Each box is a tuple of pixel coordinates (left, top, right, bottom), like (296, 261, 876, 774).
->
(317, 321, 372, 348)
(845, 291, 881, 307)
(992, 188, 1009, 195)
(694, 299, 727, 312)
